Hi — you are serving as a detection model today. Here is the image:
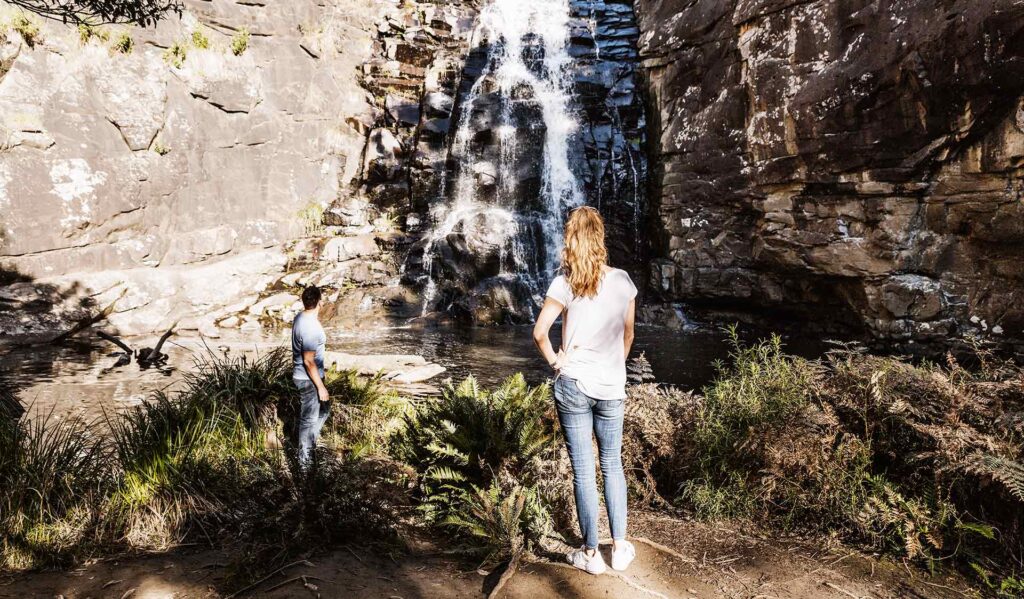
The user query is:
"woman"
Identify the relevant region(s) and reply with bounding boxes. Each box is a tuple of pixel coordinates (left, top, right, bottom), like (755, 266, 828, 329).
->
(533, 206, 637, 575)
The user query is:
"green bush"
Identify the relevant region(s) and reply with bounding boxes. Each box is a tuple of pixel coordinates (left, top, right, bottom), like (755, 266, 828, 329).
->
(182, 348, 292, 433)
(163, 41, 186, 67)
(694, 327, 817, 465)
(111, 32, 133, 54)
(1, 349, 409, 578)
(230, 28, 250, 56)
(321, 369, 414, 456)
(190, 28, 209, 50)
(10, 13, 40, 47)
(444, 478, 552, 564)
(77, 24, 109, 45)
(106, 393, 265, 549)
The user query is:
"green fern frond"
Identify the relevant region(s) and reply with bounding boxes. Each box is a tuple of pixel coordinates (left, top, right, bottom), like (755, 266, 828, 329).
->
(968, 454, 1024, 502)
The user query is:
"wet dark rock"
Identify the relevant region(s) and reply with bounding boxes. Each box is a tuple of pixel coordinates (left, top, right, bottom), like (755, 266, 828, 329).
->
(453, 275, 537, 325)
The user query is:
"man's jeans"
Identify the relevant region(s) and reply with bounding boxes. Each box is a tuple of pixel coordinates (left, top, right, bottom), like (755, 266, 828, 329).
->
(553, 376, 627, 550)
(295, 379, 330, 464)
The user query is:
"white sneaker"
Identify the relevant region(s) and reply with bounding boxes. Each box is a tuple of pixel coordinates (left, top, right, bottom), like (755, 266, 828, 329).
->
(611, 540, 636, 571)
(567, 546, 607, 575)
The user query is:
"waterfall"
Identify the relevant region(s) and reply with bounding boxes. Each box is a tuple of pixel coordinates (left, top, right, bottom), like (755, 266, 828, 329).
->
(419, 0, 584, 316)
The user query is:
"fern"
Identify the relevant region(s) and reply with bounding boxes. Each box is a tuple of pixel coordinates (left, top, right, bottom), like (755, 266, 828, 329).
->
(396, 373, 556, 560)
(968, 454, 1024, 502)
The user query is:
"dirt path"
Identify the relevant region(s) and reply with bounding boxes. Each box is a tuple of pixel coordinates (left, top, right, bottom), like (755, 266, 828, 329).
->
(1, 512, 979, 598)
(502, 511, 976, 599)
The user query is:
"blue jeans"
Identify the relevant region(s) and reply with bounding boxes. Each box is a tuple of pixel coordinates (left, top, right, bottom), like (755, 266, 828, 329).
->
(295, 379, 330, 464)
(554, 377, 627, 550)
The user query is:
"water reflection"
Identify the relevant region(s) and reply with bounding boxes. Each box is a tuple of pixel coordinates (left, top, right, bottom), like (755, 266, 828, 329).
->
(0, 323, 831, 424)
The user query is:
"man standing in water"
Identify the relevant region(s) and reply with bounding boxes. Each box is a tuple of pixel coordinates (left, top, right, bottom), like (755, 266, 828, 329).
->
(292, 285, 329, 464)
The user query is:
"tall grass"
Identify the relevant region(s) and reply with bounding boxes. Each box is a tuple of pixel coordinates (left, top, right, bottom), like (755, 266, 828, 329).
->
(652, 328, 1024, 590)
(0, 415, 106, 569)
(182, 348, 292, 432)
(106, 393, 266, 548)
(0, 348, 409, 581)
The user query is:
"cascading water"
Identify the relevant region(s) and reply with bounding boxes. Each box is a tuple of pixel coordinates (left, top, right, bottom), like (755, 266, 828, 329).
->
(405, 0, 648, 323)
(417, 0, 584, 319)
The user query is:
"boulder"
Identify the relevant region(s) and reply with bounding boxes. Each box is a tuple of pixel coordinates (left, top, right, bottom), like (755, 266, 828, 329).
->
(321, 235, 380, 263)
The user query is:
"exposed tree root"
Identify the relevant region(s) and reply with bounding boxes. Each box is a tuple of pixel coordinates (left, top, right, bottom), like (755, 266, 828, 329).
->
(633, 536, 697, 564)
(486, 550, 522, 599)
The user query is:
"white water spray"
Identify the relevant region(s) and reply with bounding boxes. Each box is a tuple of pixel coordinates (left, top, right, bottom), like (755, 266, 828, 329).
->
(420, 0, 584, 314)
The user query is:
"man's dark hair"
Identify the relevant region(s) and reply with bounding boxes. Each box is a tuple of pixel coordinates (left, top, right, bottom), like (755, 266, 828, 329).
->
(301, 285, 322, 310)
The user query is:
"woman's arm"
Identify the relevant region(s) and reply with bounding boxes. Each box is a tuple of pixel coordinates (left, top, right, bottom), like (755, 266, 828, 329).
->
(533, 298, 566, 370)
(623, 298, 635, 357)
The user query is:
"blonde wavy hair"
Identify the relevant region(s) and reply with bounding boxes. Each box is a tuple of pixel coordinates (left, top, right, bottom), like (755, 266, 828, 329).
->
(561, 206, 608, 299)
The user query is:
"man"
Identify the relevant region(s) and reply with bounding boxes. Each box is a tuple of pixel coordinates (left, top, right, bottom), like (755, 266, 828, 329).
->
(292, 285, 329, 464)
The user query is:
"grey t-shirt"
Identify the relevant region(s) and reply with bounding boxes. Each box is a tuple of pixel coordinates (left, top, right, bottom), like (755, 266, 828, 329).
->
(291, 312, 326, 381)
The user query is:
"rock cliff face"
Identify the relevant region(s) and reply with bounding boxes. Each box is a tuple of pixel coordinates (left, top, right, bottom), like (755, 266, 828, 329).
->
(0, 0, 385, 337)
(635, 0, 1024, 351)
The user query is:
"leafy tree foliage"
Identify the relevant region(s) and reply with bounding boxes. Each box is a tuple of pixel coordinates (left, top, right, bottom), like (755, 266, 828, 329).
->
(8, 0, 181, 27)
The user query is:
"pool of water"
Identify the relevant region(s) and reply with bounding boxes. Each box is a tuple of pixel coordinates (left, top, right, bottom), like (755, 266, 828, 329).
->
(0, 321, 832, 423)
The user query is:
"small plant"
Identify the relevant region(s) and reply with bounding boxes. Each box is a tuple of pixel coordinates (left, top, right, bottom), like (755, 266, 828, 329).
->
(163, 41, 187, 68)
(398, 374, 556, 558)
(444, 478, 552, 565)
(152, 141, 170, 156)
(111, 32, 134, 54)
(78, 24, 109, 45)
(297, 202, 325, 237)
(230, 27, 250, 56)
(190, 28, 209, 50)
(10, 13, 40, 47)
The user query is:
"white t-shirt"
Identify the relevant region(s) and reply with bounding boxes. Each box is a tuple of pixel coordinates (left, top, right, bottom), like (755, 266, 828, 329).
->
(545, 268, 637, 400)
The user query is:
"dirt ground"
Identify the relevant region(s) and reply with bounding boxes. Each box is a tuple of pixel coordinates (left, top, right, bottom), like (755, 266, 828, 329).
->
(0, 511, 979, 599)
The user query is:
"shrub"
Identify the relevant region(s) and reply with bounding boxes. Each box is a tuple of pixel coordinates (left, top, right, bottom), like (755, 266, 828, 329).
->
(163, 41, 186, 67)
(622, 383, 695, 505)
(230, 28, 250, 56)
(190, 28, 209, 49)
(444, 478, 552, 565)
(656, 329, 1024, 585)
(182, 348, 292, 433)
(10, 13, 40, 47)
(0, 416, 106, 569)
(320, 369, 414, 456)
(297, 202, 324, 237)
(693, 327, 818, 466)
(106, 393, 265, 548)
(221, 451, 409, 587)
(111, 32, 134, 54)
(0, 349, 410, 580)
(77, 24, 109, 45)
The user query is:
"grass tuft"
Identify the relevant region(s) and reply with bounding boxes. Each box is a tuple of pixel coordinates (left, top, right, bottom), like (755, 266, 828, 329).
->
(230, 28, 250, 56)
(0, 415, 106, 569)
(10, 13, 40, 47)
